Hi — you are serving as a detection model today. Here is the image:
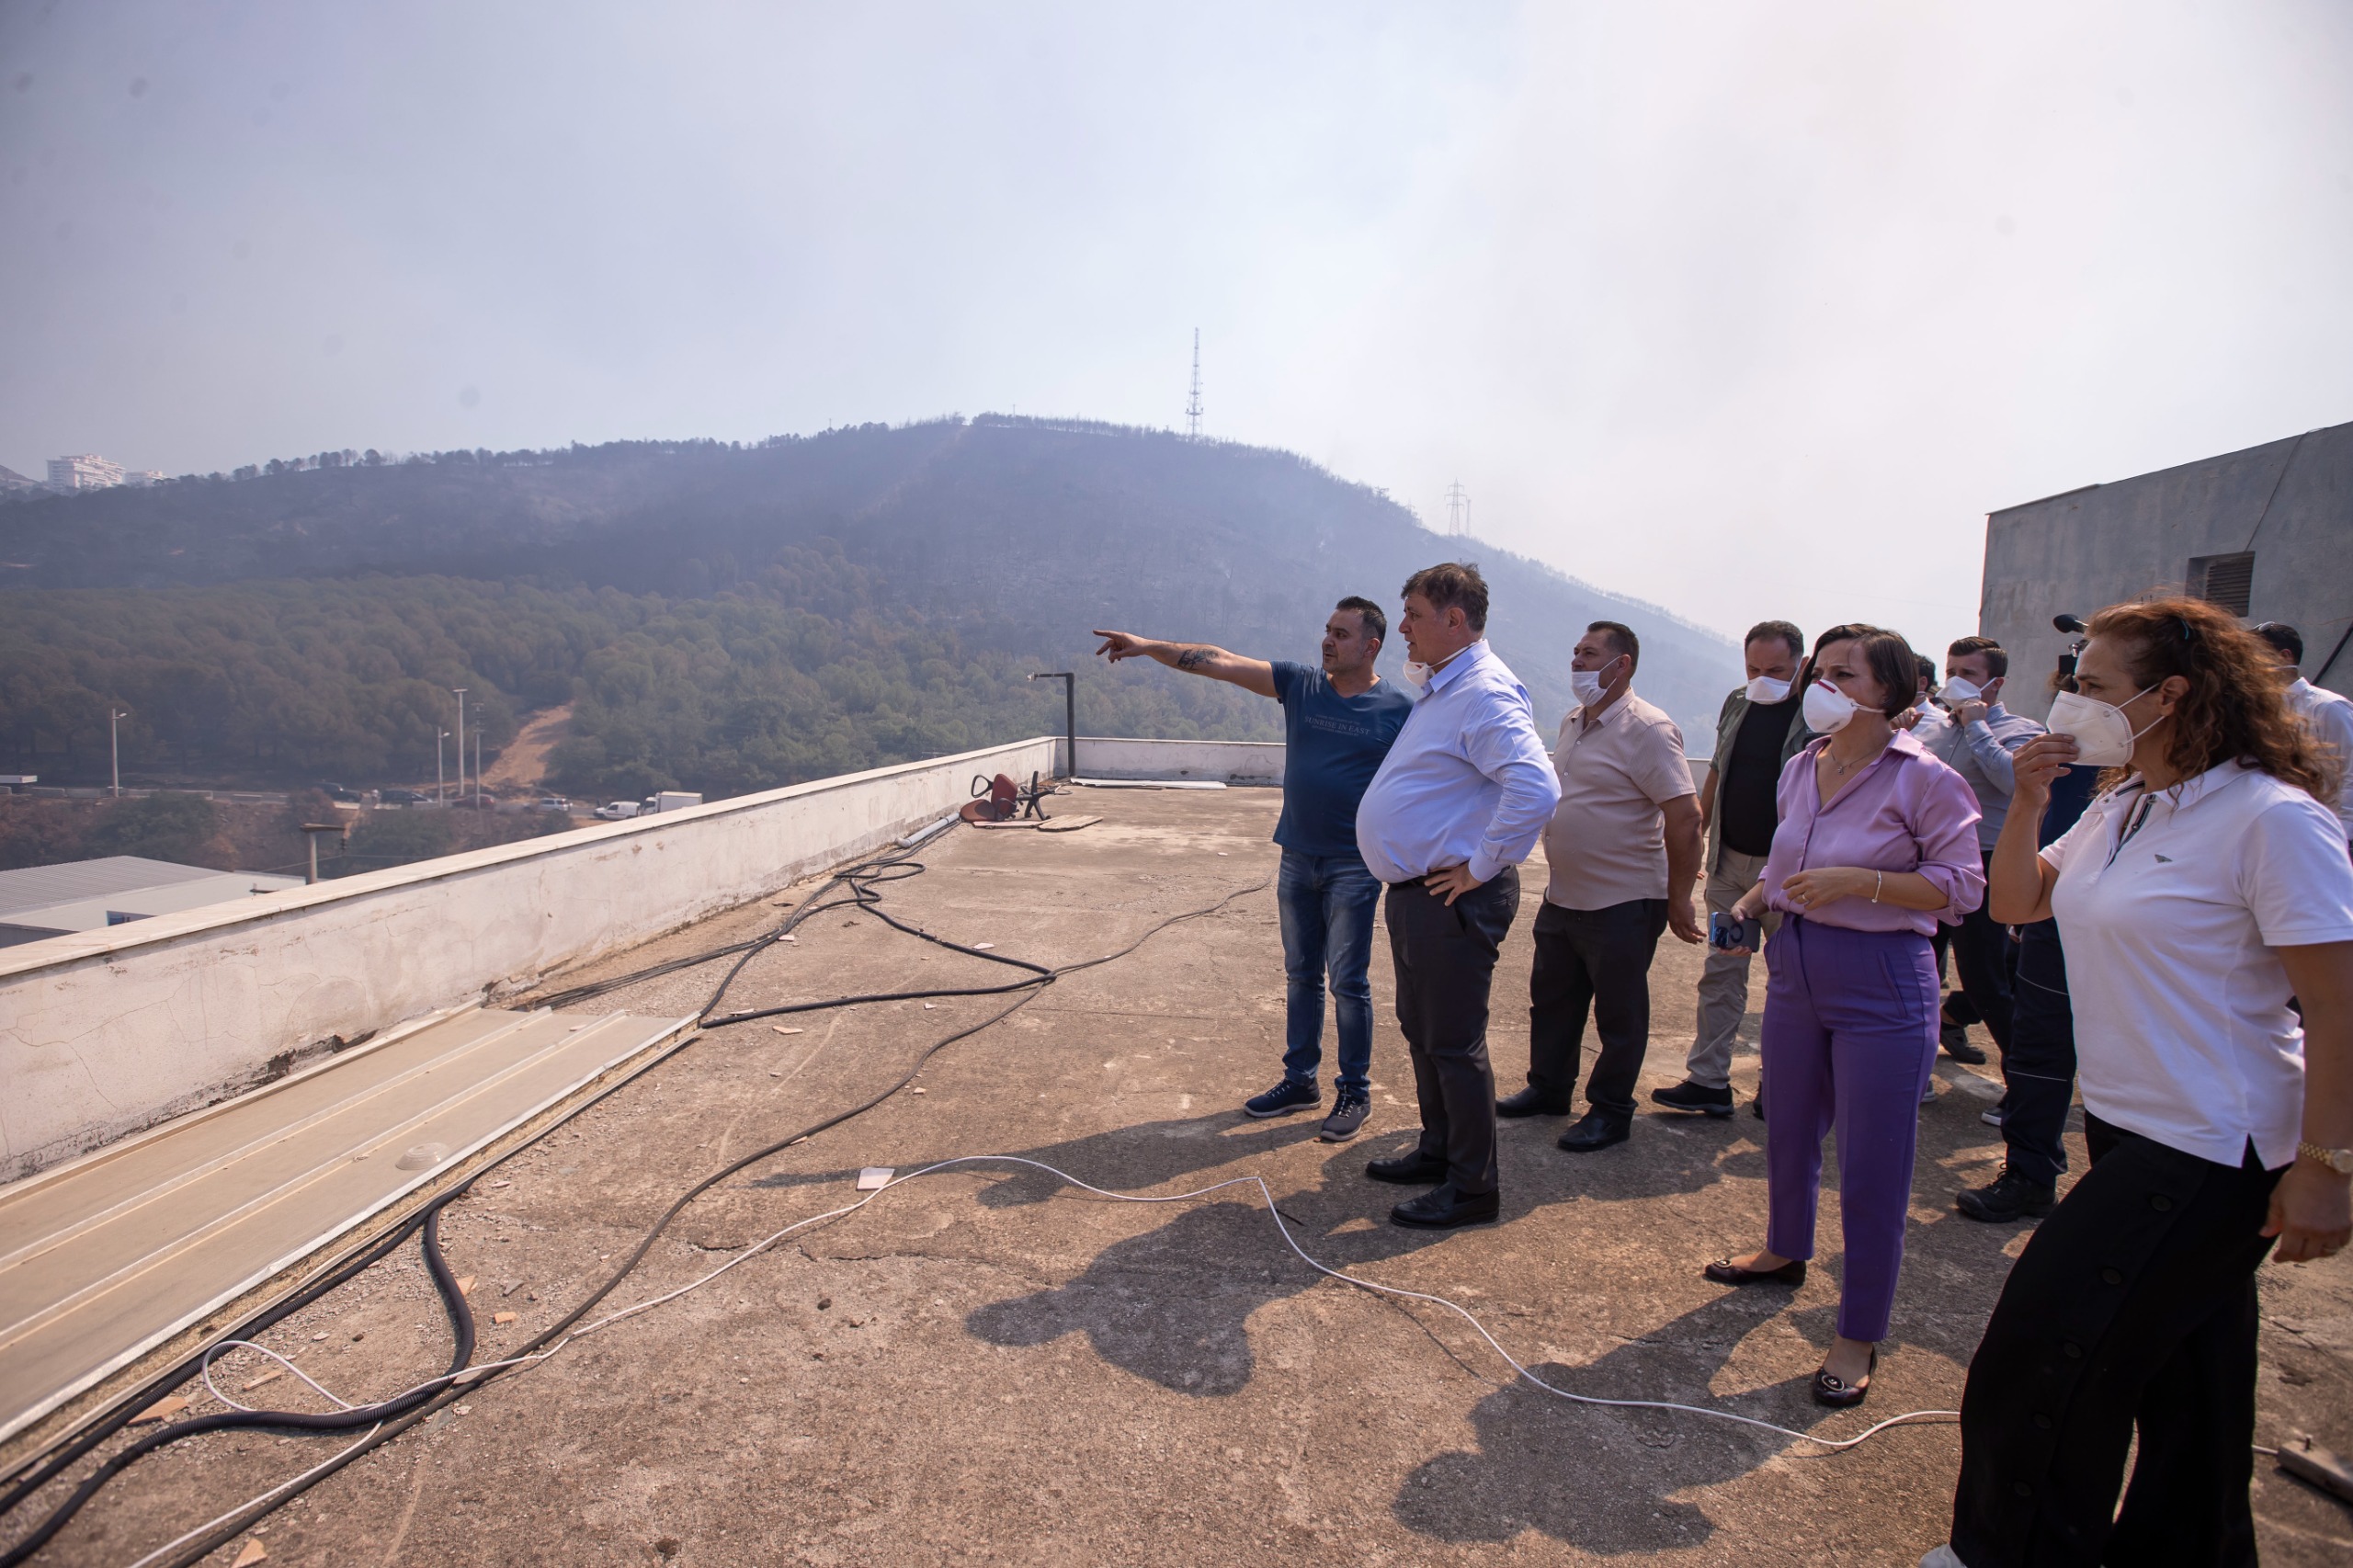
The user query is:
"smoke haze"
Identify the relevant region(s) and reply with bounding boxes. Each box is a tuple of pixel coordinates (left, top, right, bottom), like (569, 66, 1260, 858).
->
(5, 1, 2350, 654)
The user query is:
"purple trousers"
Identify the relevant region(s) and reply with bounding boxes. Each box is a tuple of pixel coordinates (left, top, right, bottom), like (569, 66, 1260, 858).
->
(1760, 915, 1938, 1343)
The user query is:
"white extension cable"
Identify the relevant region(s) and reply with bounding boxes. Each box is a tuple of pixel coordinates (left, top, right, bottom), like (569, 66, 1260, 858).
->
(169, 1151, 1960, 1561)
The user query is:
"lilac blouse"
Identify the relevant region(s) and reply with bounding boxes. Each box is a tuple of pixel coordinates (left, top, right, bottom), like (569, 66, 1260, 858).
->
(1757, 732, 1986, 936)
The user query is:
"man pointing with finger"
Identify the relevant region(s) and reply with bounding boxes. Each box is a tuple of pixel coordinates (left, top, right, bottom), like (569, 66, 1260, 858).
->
(1353, 562, 1561, 1229)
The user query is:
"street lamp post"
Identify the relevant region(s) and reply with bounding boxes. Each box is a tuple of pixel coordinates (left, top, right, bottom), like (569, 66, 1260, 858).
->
(437, 729, 449, 803)
(109, 707, 130, 798)
(1029, 673, 1074, 778)
(450, 688, 468, 804)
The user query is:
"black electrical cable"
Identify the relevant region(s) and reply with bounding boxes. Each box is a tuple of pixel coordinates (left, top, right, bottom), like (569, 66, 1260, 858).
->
(0, 1205, 477, 1568)
(1, 823, 1264, 1568)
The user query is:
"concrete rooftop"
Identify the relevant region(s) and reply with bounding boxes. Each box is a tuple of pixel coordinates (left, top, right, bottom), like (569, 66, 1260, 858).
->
(10, 788, 2352, 1565)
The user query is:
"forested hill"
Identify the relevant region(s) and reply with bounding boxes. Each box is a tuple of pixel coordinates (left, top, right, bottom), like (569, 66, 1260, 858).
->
(0, 417, 1736, 799)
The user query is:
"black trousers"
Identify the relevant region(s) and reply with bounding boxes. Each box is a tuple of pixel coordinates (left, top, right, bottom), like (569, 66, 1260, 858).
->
(1949, 1114, 2284, 1567)
(1524, 896, 1668, 1118)
(1941, 849, 2018, 1051)
(2001, 920, 2076, 1187)
(1386, 868, 1519, 1198)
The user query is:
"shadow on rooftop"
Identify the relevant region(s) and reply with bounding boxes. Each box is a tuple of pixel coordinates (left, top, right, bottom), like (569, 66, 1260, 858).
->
(1389, 1290, 1841, 1552)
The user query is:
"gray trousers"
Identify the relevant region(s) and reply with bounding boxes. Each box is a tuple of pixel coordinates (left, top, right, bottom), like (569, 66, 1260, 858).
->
(1684, 846, 1776, 1089)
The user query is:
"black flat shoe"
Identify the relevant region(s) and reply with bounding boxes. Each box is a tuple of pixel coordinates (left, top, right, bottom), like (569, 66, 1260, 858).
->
(1390, 1183, 1500, 1230)
(1495, 1086, 1572, 1118)
(1813, 1346, 1876, 1408)
(1365, 1153, 1449, 1186)
(1702, 1256, 1807, 1287)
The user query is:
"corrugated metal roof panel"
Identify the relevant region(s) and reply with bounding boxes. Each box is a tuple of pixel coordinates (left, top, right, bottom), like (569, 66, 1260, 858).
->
(0, 858, 227, 921)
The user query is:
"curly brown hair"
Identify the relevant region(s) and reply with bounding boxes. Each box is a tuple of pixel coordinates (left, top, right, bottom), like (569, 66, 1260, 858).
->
(2087, 596, 2340, 801)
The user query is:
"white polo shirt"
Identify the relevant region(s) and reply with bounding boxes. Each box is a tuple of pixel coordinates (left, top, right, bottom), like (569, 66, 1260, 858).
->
(2044, 761, 2353, 1168)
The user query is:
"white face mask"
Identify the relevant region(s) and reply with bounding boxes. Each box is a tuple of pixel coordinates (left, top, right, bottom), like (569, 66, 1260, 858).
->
(1745, 674, 1792, 704)
(1937, 676, 1982, 706)
(2046, 686, 2160, 767)
(1802, 678, 1864, 733)
(1569, 655, 1624, 709)
(1401, 660, 1432, 691)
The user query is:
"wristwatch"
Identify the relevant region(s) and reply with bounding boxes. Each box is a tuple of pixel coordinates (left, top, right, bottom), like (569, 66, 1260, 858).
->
(2300, 1141, 2353, 1176)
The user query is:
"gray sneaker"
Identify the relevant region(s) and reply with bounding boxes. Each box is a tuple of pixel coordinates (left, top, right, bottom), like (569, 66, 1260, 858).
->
(1321, 1089, 1371, 1142)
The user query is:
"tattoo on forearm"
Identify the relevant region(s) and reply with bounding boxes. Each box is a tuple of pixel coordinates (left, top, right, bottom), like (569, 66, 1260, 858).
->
(1175, 647, 1211, 671)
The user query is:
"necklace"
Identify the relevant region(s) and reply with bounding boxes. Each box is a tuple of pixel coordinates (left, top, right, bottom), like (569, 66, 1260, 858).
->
(1826, 739, 1883, 777)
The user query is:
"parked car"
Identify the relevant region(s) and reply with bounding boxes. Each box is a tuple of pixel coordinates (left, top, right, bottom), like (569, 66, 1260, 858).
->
(534, 796, 571, 812)
(593, 801, 640, 821)
(316, 781, 365, 803)
(380, 788, 430, 805)
(449, 792, 496, 810)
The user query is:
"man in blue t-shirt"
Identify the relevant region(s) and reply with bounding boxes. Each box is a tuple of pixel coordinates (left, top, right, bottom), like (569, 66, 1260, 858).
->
(1093, 598, 1413, 1141)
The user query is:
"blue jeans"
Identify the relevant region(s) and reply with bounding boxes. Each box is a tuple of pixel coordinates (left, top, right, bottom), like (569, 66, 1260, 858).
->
(1276, 848, 1381, 1095)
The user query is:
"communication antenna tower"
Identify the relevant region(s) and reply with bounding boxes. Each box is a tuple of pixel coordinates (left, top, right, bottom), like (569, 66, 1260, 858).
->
(1185, 329, 1203, 441)
(1446, 480, 1469, 538)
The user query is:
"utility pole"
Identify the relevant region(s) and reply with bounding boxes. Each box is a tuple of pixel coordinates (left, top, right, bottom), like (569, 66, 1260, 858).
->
(109, 707, 130, 797)
(1185, 329, 1203, 442)
(450, 688, 468, 802)
(473, 727, 483, 802)
(1029, 672, 1075, 778)
(1446, 481, 1469, 539)
(437, 729, 448, 803)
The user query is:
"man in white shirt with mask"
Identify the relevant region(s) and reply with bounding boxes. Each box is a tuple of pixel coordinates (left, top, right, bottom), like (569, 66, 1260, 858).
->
(2255, 621, 2353, 845)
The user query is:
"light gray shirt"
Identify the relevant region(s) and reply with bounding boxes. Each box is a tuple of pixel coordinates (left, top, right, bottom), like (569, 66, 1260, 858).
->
(1925, 700, 2044, 850)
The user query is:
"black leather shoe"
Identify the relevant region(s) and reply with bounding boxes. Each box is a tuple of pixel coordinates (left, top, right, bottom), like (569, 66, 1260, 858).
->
(1651, 1080, 1736, 1118)
(1556, 1110, 1631, 1153)
(1813, 1346, 1876, 1408)
(1390, 1182, 1499, 1229)
(1939, 1021, 1986, 1064)
(1495, 1085, 1572, 1118)
(1954, 1169, 2055, 1222)
(1702, 1256, 1807, 1287)
(1365, 1152, 1449, 1186)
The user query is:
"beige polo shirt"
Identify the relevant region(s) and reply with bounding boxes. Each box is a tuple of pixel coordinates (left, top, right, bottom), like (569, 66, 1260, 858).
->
(1542, 691, 1697, 910)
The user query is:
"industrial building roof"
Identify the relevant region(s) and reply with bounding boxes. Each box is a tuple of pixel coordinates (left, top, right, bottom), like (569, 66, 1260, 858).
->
(0, 858, 230, 919)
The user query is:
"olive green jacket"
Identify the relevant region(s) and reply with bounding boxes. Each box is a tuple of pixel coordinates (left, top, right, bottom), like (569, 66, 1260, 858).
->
(1701, 687, 1814, 870)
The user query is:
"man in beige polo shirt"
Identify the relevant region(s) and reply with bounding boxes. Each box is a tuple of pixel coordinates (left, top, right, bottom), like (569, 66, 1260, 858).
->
(1498, 620, 1703, 1153)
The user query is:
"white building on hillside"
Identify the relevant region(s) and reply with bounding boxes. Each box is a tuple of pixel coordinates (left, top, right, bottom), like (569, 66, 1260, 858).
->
(46, 454, 126, 492)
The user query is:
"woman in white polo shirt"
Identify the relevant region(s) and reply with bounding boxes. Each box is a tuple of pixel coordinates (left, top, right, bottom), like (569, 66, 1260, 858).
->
(1929, 598, 2353, 1568)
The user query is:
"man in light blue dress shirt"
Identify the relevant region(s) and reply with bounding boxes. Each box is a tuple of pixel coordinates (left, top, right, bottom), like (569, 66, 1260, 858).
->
(1354, 562, 1562, 1229)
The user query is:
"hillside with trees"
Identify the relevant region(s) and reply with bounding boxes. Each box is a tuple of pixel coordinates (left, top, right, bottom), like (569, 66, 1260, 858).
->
(0, 417, 1737, 801)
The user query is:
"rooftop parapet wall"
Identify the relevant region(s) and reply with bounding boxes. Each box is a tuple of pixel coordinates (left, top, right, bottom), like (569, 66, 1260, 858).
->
(1063, 736, 1284, 785)
(0, 737, 1053, 1182)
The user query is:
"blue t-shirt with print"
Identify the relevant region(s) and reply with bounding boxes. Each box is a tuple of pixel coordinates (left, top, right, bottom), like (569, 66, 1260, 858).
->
(1269, 661, 1414, 859)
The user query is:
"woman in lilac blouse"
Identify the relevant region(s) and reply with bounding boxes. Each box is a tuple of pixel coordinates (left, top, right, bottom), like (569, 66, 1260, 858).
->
(1704, 624, 1985, 1406)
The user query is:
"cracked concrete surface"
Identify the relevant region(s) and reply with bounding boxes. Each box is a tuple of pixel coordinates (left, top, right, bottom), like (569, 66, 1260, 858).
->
(10, 789, 2349, 1565)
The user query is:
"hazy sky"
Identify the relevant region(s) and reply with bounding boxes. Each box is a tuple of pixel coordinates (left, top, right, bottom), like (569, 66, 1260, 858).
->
(6, 2, 2351, 654)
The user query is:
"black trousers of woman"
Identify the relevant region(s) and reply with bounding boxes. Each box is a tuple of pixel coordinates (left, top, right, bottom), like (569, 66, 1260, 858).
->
(1948, 1113, 2284, 1566)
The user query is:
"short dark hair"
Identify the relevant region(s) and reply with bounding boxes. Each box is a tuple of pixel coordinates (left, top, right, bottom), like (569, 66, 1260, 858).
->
(1744, 620, 1803, 660)
(1334, 596, 1386, 647)
(1401, 562, 1488, 632)
(1915, 653, 1938, 684)
(1586, 619, 1639, 670)
(2253, 622, 2304, 664)
(1948, 635, 2008, 679)
(1814, 622, 1919, 720)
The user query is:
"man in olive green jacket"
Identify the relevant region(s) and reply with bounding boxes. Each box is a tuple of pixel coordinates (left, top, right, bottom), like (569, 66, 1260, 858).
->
(1652, 620, 1813, 1117)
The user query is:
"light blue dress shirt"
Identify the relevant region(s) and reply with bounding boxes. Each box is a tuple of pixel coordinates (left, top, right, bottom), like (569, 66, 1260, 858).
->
(1353, 641, 1562, 885)
(1925, 700, 2045, 849)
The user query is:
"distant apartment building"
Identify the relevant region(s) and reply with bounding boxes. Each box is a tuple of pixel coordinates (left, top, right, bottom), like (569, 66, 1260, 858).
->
(46, 454, 125, 492)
